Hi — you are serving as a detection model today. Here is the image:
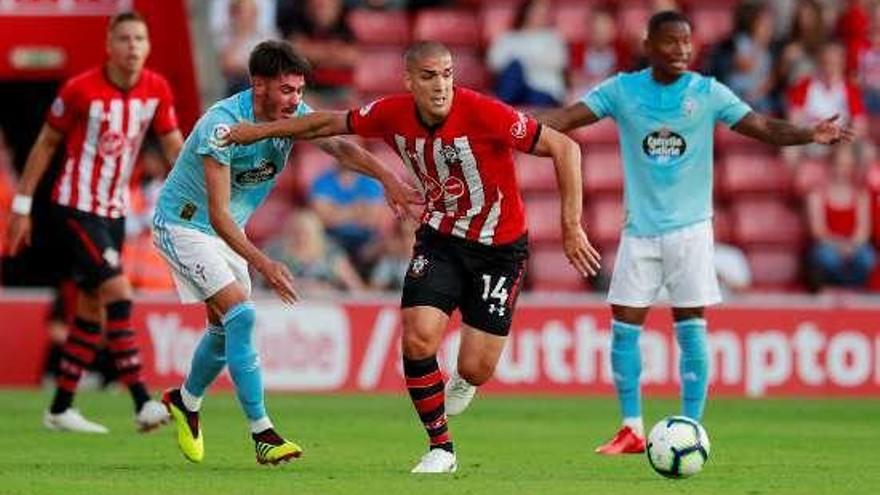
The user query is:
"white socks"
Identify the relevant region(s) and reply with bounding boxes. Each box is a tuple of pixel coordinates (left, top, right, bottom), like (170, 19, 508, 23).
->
(180, 386, 203, 412)
(623, 416, 644, 437)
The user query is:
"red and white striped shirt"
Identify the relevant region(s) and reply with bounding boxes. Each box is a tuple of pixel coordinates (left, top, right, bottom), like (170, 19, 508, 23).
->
(348, 88, 542, 245)
(47, 66, 178, 218)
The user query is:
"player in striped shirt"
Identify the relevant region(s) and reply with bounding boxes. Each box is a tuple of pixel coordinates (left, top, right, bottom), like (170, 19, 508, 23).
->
(5, 11, 183, 434)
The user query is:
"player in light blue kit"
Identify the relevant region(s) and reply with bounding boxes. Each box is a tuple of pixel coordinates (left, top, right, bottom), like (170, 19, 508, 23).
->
(540, 11, 853, 454)
(153, 40, 418, 465)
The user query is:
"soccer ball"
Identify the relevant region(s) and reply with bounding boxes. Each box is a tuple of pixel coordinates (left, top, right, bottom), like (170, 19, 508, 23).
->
(646, 416, 710, 478)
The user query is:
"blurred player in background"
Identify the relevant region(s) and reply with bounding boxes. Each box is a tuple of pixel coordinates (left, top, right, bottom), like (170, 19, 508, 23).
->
(153, 40, 418, 466)
(540, 10, 853, 454)
(225, 41, 601, 473)
(5, 11, 183, 434)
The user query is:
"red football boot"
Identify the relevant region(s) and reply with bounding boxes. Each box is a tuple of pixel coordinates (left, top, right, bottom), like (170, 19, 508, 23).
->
(595, 426, 646, 455)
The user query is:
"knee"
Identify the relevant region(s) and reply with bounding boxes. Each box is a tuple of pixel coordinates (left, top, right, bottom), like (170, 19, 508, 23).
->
(401, 330, 434, 360)
(401, 310, 443, 359)
(98, 275, 132, 303)
(458, 357, 495, 386)
(611, 305, 648, 326)
(223, 302, 256, 332)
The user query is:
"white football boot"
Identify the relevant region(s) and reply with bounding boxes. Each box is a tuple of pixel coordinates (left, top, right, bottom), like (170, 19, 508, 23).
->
(445, 373, 477, 416)
(135, 399, 171, 432)
(43, 409, 109, 434)
(410, 448, 457, 473)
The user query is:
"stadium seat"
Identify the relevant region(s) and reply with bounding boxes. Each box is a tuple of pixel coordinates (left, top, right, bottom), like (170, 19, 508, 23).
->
(745, 247, 802, 290)
(294, 143, 336, 197)
(413, 9, 480, 47)
(718, 153, 791, 198)
(583, 145, 623, 194)
(451, 49, 489, 90)
(571, 118, 618, 145)
(617, 2, 650, 40)
(528, 246, 589, 291)
(731, 199, 805, 247)
(479, 0, 517, 43)
(691, 6, 734, 46)
(348, 9, 410, 46)
(792, 159, 828, 196)
(713, 205, 733, 244)
(354, 49, 406, 94)
(586, 196, 624, 246)
(553, 1, 591, 43)
(525, 195, 562, 243)
(515, 153, 557, 193)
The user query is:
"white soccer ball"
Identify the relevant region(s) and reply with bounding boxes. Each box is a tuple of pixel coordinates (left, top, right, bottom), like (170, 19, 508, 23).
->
(646, 416, 711, 478)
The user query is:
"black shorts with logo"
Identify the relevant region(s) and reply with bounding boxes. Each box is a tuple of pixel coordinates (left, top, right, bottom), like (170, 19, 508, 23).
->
(401, 226, 529, 336)
(49, 205, 125, 291)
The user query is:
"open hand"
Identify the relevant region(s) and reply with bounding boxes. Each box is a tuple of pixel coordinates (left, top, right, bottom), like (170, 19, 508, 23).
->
(563, 224, 602, 277)
(383, 176, 424, 221)
(813, 115, 856, 145)
(256, 258, 299, 304)
(4, 214, 32, 256)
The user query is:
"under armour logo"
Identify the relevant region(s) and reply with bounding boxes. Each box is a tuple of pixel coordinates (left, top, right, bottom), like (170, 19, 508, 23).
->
(488, 304, 506, 317)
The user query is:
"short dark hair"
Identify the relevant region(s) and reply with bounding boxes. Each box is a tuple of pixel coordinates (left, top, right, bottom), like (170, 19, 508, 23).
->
(404, 41, 451, 70)
(108, 11, 147, 32)
(248, 40, 312, 79)
(647, 10, 691, 38)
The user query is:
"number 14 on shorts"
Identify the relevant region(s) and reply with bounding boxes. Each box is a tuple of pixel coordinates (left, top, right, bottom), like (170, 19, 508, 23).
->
(481, 274, 508, 316)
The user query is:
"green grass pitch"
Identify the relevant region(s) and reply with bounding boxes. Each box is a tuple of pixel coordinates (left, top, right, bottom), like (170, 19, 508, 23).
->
(0, 390, 877, 495)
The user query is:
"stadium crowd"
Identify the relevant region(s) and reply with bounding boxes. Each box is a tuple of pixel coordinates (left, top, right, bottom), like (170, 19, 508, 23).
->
(3, 0, 880, 297)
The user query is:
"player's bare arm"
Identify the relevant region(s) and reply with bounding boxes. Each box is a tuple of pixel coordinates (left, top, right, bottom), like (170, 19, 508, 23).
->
(732, 112, 855, 146)
(532, 126, 602, 277)
(227, 111, 349, 145)
(314, 136, 423, 220)
(536, 102, 602, 133)
(203, 155, 298, 303)
(4, 123, 64, 255)
(158, 130, 185, 164)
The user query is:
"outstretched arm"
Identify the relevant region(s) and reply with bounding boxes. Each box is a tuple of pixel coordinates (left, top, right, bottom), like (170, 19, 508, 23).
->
(732, 112, 855, 146)
(536, 102, 602, 133)
(227, 111, 350, 145)
(531, 126, 601, 277)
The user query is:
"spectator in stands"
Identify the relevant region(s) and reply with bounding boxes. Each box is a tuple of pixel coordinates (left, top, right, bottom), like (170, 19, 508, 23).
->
(856, 5, 880, 114)
(277, 0, 358, 105)
(264, 209, 365, 293)
(211, 0, 277, 45)
(345, 0, 405, 10)
(368, 219, 417, 291)
(487, 0, 567, 106)
(570, 9, 626, 96)
(726, 2, 778, 113)
(784, 42, 868, 163)
(836, 0, 871, 77)
(215, 0, 280, 96)
(309, 161, 387, 264)
(778, 0, 827, 86)
(806, 144, 876, 289)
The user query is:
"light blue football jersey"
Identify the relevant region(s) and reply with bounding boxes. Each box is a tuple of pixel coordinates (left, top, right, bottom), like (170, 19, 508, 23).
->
(155, 89, 310, 235)
(581, 69, 752, 236)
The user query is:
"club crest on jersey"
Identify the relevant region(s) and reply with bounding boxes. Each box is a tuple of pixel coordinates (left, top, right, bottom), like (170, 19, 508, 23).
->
(408, 254, 429, 278)
(235, 159, 278, 185)
(642, 127, 686, 163)
(98, 130, 127, 158)
(510, 111, 529, 139)
(209, 123, 231, 149)
(439, 144, 462, 167)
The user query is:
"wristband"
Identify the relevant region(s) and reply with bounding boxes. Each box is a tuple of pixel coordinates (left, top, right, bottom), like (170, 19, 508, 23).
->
(11, 194, 32, 215)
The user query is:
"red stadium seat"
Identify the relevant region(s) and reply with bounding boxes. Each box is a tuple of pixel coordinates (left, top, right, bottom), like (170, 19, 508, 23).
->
(745, 247, 802, 290)
(528, 247, 589, 291)
(451, 49, 489, 90)
(617, 2, 650, 40)
(480, 1, 517, 43)
(525, 195, 562, 243)
(713, 205, 733, 244)
(718, 153, 791, 197)
(348, 9, 410, 45)
(587, 196, 624, 246)
(354, 49, 406, 94)
(413, 9, 480, 47)
(583, 145, 623, 194)
(731, 199, 806, 247)
(515, 153, 557, 193)
(571, 118, 618, 145)
(553, 1, 591, 43)
(691, 6, 734, 46)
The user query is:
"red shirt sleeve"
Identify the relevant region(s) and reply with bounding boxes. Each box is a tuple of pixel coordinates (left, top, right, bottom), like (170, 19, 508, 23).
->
(787, 78, 809, 113)
(845, 82, 866, 118)
(347, 97, 390, 138)
(482, 97, 542, 153)
(45, 78, 80, 134)
(151, 76, 179, 135)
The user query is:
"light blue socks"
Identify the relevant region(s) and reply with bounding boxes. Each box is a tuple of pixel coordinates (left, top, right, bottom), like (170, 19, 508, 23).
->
(222, 302, 270, 431)
(182, 323, 227, 409)
(675, 318, 709, 420)
(611, 320, 643, 421)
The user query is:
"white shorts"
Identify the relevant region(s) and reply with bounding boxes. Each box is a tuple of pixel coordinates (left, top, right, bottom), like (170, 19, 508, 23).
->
(607, 219, 721, 308)
(152, 218, 251, 303)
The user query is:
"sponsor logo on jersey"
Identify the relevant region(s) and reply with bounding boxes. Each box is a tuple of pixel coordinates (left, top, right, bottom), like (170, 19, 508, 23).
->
(235, 159, 278, 185)
(642, 127, 686, 163)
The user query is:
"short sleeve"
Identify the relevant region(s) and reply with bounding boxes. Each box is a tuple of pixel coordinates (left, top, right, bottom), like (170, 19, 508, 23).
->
(579, 75, 619, 120)
(710, 78, 752, 127)
(151, 78, 179, 136)
(347, 98, 389, 139)
(193, 108, 237, 166)
(45, 79, 80, 134)
(484, 98, 542, 153)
